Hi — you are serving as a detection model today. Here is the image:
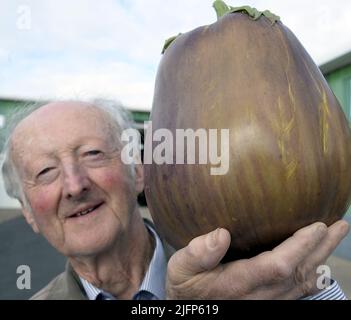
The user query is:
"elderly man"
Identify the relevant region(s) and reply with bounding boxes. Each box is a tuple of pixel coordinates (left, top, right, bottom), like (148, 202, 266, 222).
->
(1, 100, 349, 300)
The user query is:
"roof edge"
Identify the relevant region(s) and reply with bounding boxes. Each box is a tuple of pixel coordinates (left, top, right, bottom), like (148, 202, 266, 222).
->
(319, 51, 351, 75)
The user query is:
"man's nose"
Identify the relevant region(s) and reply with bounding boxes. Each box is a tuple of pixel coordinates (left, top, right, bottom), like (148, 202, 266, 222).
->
(62, 164, 91, 199)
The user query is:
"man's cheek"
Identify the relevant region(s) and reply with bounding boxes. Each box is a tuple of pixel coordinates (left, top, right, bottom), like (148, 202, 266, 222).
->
(30, 192, 55, 215)
(97, 169, 128, 190)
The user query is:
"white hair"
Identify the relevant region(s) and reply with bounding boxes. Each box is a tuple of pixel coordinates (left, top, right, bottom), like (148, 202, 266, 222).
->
(1, 99, 140, 206)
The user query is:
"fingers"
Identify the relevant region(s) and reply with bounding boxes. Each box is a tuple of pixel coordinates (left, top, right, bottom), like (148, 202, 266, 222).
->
(241, 222, 328, 289)
(167, 228, 231, 284)
(270, 222, 328, 268)
(267, 220, 349, 299)
(289, 220, 350, 297)
(304, 220, 349, 269)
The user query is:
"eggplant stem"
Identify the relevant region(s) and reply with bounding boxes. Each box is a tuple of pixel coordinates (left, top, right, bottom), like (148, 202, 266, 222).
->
(213, 0, 280, 24)
(162, 0, 280, 54)
(212, 0, 231, 19)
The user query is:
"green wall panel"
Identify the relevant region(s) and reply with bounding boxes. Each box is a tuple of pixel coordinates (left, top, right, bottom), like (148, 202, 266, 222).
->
(325, 64, 351, 120)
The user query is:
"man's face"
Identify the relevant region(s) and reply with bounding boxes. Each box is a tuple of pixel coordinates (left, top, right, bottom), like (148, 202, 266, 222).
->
(11, 102, 143, 257)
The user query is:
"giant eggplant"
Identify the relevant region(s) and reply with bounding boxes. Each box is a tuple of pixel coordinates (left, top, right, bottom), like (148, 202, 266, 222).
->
(144, 1, 351, 259)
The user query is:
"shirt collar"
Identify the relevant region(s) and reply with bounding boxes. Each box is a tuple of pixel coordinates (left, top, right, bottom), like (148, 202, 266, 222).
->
(80, 221, 167, 300)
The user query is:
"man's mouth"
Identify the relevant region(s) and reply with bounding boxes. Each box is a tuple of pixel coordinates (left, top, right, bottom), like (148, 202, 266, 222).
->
(69, 203, 103, 218)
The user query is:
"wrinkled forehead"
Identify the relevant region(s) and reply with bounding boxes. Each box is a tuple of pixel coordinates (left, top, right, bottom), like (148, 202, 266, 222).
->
(11, 102, 117, 159)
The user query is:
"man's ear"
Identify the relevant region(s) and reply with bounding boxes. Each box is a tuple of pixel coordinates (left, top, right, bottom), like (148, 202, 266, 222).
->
(134, 163, 144, 194)
(22, 207, 40, 234)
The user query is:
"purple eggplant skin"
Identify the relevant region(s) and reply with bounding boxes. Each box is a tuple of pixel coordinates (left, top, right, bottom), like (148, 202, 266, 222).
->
(144, 12, 351, 260)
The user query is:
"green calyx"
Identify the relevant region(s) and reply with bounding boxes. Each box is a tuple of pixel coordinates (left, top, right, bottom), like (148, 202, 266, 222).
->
(162, 34, 182, 54)
(213, 0, 280, 24)
(161, 0, 280, 54)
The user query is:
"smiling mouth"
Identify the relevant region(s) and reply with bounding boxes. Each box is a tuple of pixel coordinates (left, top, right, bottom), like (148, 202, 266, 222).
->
(69, 203, 103, 218)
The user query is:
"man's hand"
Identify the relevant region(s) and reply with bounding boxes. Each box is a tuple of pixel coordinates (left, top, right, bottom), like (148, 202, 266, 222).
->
(166, 220, 349, 299)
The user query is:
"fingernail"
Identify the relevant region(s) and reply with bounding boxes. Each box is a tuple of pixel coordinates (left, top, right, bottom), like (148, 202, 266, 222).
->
(207, 228, 221, 249)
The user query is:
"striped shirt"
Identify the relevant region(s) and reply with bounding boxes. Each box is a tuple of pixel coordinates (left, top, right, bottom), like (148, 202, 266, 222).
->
(80, 223, 347, 300)
(304, 280, 347, 300)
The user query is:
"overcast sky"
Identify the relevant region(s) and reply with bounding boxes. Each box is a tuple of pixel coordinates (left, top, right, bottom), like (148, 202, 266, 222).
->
(1, 0, 351, 110)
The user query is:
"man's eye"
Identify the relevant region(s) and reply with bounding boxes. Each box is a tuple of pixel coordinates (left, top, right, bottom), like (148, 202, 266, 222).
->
(37, 167, 53, 177)
(85, 150, 102, 156)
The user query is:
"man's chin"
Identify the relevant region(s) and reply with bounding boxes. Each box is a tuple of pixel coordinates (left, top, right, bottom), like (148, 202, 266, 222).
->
(60, 236, 117, 259)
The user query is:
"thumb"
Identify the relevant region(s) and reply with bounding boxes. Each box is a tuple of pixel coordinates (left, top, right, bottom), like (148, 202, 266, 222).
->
(168, 228, 231, 281)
